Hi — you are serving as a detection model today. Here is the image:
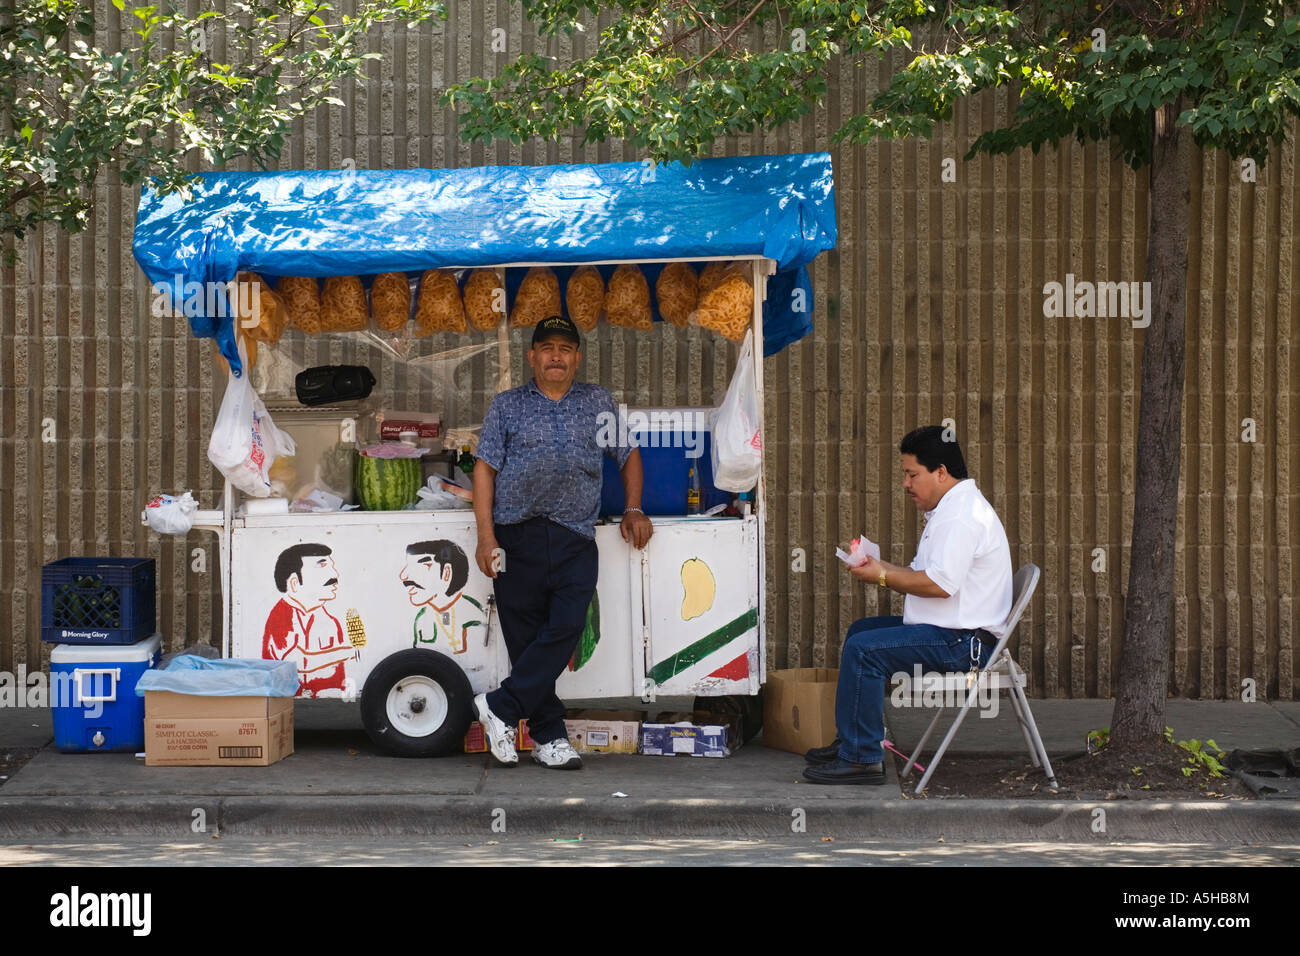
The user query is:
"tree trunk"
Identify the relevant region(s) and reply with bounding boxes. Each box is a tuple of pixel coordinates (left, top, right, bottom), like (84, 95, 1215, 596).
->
(1110, 104, 1194, 748)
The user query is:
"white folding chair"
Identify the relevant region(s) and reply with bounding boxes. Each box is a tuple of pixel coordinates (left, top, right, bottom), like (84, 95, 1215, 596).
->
(900, 564, 1058, 795)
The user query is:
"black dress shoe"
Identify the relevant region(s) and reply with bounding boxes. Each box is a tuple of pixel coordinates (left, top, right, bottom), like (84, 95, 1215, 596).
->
(804, 738, 844, 765)
(802, 757, 887, 785)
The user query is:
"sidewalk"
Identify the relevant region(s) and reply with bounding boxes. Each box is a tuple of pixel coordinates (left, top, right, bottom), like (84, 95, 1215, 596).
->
(2, 699, 1298, 842)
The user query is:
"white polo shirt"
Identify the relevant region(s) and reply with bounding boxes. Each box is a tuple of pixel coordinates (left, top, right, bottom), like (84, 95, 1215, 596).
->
(902, 479, 1013, 637)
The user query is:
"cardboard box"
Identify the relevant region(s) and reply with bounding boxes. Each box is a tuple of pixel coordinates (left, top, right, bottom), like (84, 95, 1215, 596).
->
(464, 719, 534, 753)
(640, 711, 741, 757)
(761, 667, 839, 756)
(143, 692, 294, 767)
(563, 710, 642, 753)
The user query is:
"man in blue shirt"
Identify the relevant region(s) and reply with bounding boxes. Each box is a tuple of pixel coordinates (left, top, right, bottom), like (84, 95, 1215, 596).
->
(472, 314, 653, 769)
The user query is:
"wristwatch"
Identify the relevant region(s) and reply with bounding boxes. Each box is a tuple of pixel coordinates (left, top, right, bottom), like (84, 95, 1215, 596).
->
(878, 568, 888, 589)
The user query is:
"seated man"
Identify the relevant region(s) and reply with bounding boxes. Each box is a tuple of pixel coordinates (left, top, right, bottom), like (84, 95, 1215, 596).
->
(803, 425, 1013, 785)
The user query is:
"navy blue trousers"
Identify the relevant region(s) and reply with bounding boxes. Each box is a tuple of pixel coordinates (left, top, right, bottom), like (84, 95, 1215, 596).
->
(485, 517, 598, 744)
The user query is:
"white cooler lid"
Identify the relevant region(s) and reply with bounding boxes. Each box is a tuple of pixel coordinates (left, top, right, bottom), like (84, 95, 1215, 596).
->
(50, 633, 162, 664)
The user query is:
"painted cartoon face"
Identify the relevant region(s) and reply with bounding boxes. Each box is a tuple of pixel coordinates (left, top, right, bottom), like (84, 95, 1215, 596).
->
(290, 554, 339, 609)
(401, 551, 453, 605)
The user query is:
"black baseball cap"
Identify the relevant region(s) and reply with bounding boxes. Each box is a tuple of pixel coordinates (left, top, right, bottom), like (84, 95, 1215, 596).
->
(531, 314, 581, 348)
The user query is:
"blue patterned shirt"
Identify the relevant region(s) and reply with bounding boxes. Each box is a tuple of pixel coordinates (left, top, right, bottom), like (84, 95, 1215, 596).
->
(476, 379, 631, 539)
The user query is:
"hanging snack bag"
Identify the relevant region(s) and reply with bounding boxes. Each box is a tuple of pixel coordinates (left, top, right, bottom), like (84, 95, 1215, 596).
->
(655, 261, 698, 328)
(321, 275, 369, 332)
(415, 269, 468, 335)
(605, 264, 652, 330)
(277, 276, 324, 333)
(694, 264, 753, 341)
(234, 272, 289, 345)
(565, 265, 605, 332)
(464, 269, 505, 331)
(698, 260, 731, 295)
(509, 266, 561, 327)
(371, 272, 412, 332)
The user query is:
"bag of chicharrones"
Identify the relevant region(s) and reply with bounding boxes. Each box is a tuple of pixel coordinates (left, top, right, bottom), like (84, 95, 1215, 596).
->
(208, 338, 297, 497)
(710, 329, 762, 492)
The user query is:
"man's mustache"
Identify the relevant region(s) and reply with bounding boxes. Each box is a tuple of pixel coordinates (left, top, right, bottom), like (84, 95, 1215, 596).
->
(323, 578, 338, 587)
(402, 579, 424, 590)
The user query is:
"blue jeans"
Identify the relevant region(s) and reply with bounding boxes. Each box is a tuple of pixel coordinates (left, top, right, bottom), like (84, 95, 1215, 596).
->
(835, 616, 991, 764)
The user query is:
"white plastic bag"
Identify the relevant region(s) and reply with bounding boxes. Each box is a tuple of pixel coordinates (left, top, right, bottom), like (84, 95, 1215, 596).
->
(711, 329, 762, 492)
(208, 339, 296, 497)
(414, 476, 474, 511)
(143, 491, 199, 534)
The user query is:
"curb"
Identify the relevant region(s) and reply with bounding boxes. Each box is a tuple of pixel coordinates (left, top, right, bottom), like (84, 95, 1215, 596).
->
(2, 795, 1297, 842)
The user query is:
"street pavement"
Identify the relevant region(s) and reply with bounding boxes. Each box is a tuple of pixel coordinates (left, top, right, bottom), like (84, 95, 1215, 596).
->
(2, 697, 1297, 844)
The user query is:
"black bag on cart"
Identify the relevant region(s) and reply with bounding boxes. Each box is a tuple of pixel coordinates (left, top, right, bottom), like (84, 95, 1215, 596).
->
(295, 365, 376, 406)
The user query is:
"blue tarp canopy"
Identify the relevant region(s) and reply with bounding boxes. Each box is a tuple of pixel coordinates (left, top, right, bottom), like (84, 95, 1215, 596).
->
(132, 152, 838, 371)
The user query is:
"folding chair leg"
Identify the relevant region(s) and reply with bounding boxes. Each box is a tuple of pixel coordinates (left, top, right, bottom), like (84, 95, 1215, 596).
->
(1005, 676, 1040, 767)
(913, 685, 980, 795)
(1009, 680, 1058, 788)
(902, 710, 945, 779)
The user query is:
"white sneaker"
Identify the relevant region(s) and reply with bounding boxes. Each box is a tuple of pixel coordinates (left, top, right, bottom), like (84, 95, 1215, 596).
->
(532, 738, 583, 770)
(474, 694, 518, 766)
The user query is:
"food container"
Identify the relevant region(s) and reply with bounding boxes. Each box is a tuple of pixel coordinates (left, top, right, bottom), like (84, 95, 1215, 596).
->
(50, 633, 162, 752)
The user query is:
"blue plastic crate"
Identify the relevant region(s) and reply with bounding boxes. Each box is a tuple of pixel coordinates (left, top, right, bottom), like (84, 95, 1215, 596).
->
(41, 557, 156, 645)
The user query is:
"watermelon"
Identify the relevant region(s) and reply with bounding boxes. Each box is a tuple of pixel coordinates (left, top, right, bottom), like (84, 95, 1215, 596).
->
(568, 591, 600, 672)
(355, 453, 422, 510)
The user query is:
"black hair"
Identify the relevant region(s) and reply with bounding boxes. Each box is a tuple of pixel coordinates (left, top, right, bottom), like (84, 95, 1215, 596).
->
(406, 539, 469, 594)
(899, 425, 969, 479)
(274, 543, 334, 592)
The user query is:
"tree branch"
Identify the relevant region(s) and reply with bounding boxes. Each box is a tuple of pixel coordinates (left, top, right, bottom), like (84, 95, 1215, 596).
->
(681, 0, 768, 76)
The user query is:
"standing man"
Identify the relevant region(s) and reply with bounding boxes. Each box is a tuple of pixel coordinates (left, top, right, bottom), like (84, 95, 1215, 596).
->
(472, 314, 653, 770)
(803, 425, 1013, 784)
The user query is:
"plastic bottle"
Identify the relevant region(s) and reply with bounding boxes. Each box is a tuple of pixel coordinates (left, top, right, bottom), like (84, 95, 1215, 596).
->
(457, 445, 475, 476)
(687, 465, 702, 514)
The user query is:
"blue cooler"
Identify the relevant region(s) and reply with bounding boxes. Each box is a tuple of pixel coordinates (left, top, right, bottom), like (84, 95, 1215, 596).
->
(50, 634, 161, 752)
(600, 407, 730, 516)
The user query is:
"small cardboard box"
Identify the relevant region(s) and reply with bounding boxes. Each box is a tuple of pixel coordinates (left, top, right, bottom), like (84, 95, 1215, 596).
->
(563, 710, 641, 753)
(761, 667, 839, 756)
(640, 711, 741, 757)
(143, 692, 294, 767)
(465, 719, 534, 753)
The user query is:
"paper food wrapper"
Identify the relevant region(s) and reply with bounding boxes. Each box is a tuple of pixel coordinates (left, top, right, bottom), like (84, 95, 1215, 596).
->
(835, 533, 881, 568)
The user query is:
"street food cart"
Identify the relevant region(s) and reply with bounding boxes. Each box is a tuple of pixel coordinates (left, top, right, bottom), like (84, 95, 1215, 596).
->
(132, 153, 838, 755)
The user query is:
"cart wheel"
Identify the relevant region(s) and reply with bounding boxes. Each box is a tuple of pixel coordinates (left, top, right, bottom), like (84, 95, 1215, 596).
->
(693, 692, 764, 745)
(361, 649, 474, 757)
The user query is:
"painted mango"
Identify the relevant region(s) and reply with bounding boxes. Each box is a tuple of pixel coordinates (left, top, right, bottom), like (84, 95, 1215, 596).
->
(680, 558, 716, 621)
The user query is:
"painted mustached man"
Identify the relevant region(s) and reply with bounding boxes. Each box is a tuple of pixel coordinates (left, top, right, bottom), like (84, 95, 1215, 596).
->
(401, 539, 483, 654)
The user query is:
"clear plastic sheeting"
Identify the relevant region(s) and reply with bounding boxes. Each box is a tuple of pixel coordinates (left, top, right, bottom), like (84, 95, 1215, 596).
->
(136, 655, 299, 697)
(252, 333, 500, 428)
(132, 154, 838, 371)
